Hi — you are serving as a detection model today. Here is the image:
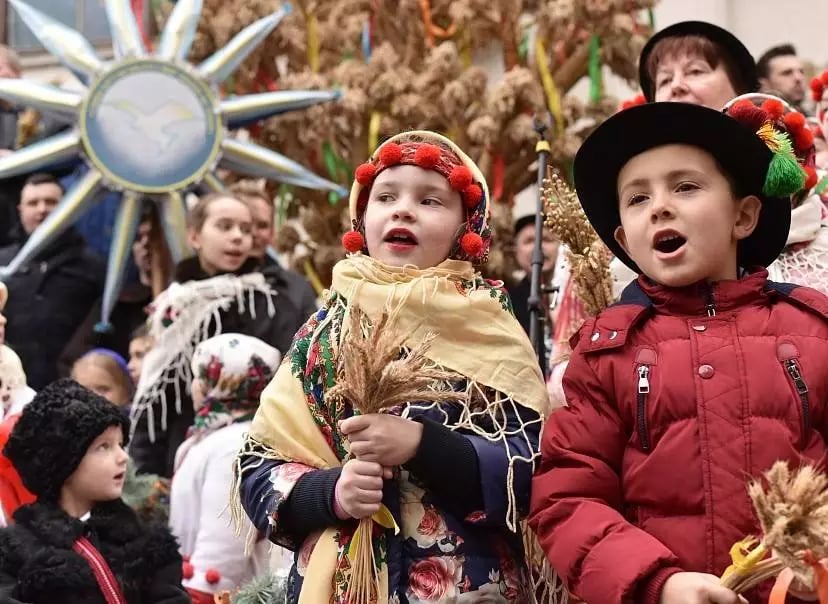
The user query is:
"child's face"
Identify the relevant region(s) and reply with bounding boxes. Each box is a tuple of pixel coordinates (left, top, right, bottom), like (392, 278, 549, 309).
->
(127, 336, 153, 385)
(62, 425, 128, 506)
(614, 144, 761, 287)
(188, 197, 253, 275)
(654, 53, 737, 110)
(363, 165, 464, 269)
(72, 360, 130, 408)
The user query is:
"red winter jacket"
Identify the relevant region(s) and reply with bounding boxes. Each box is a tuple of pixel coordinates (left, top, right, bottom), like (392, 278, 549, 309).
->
(529, 270, 828, 604)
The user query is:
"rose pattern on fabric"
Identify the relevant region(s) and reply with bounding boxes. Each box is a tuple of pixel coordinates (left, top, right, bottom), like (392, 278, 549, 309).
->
(408, 556, 464, 602)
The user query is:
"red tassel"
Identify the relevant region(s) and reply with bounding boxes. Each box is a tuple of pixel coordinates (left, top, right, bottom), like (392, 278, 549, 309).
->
(378, 143, 403, 165)
(355, 163, 377, 185)
(460, 232, 484, 257)
(783, 111, 807, 132)
(728, 103, 769, 133)
(448, 165, 474, 190)
(414, 144, 442, 169)
(342, 231, 365, 253)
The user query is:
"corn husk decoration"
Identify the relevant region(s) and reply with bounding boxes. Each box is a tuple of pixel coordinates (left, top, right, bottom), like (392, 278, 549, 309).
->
(326, 306, 466, 603)
(719, 461, 828, 600)
(541, 169, 613, 318)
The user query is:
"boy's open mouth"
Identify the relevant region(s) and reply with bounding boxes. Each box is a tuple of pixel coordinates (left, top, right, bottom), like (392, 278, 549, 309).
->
(653, 230, 687, 254)
(113, 472, 125, 481)
(384, 228, 418, 245)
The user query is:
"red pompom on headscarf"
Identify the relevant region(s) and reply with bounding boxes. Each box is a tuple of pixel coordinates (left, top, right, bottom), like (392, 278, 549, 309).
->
(448, 165, 474, 190)
(727, 103, 769, 133)
(761, 99, 785, 121)
(378, 143, 403, 165)
(342, 230, 365, 253)
(460, 232, 484, 258)
(804, 166, 818, 190)
(355, 163, 377, 185)
(462, 184, 483, 209)
(783, 111, 807, 132)
(205, 569, 221, 584)
(414, 144, 442, 169)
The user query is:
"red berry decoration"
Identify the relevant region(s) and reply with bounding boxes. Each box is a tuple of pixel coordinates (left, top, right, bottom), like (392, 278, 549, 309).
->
(761, 99, 785, 121)
(354, 163, 376, 185)
(414, 144, 442, 169)
(448, 165, 473, 190)
(378, 142, 403, 165)
(342, 230, 365, 253)
(462, 184, 483, 209)
(182, 562, 194, 580)
(460, 232, 484, 258)
(205, 569, 221, 584)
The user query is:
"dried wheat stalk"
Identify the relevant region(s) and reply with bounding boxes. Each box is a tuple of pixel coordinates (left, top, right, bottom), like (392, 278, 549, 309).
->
(327, 307, 467, 414)
(721, 462, 828, 593)
(541, 170, 613, 316)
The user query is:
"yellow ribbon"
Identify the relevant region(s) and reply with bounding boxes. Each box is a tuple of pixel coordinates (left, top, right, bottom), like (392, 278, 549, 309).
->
(721, 537, 768, 583)
(302, 259, 325, 296)
(368, 111, 382, 155)
(535, 38, 564, 135)
(307, 15, 320, 73)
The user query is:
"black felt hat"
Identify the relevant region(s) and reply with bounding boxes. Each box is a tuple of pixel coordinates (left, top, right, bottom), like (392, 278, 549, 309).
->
(4, 379, 129, 501)
(639, 21, 759, 101)
(573, 102, 793, 273)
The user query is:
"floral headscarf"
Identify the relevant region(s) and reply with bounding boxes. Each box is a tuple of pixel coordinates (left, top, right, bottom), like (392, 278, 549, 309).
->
(188, 333, 281, 440)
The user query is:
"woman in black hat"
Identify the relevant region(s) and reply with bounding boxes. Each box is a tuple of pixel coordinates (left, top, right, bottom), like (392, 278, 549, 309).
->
(639, 21, 758, 110)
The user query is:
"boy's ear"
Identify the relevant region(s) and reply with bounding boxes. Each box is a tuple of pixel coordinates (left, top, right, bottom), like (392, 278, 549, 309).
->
(187, 227, 200, 251)
(614, 225, 632, 256)
(733, 195, 762, 241)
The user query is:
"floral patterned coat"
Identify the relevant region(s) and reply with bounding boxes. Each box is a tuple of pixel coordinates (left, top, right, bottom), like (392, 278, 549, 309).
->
(238, 296, 542, 603)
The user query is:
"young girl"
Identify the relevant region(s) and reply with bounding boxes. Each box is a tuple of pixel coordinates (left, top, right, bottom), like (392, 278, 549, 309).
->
(0, 379, 189, 603)
(169, 333, 286, 604)
(235, 131, 550, 603)
(71, 349, 133, 408)
(130, 193, 309, 478)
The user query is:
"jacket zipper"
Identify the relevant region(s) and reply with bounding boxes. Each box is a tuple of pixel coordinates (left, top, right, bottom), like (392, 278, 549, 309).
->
(784, 358, 811, 437)
(704, 285, 716, 317)
(637, 364, 651, 451)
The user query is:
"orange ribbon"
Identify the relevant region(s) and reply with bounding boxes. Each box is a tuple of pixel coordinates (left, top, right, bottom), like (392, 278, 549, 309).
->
(418, 0, 457, 48)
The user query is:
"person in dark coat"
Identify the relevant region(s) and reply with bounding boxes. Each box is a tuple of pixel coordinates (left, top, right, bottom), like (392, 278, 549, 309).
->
(129, 193, 309, 478)
(0, 379, 188, 604)
(0, 173, 104, 389)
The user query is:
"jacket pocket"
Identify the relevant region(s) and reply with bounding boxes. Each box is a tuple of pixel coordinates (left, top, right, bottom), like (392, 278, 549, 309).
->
(635, 347, 658, 452)
(778, 342, 811, 445)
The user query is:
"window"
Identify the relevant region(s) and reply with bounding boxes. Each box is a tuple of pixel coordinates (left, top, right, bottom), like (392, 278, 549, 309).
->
(6, 0, 112, 52)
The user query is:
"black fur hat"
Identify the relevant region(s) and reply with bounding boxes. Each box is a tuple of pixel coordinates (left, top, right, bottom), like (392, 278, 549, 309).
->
(4, 378, 129, 500)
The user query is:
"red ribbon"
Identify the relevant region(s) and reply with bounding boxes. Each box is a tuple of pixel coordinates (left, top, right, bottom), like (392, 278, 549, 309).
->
(72, 536, 127, 604)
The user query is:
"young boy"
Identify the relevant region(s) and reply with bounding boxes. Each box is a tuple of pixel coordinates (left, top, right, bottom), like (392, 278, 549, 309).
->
(529, 101, 828, 604)
(235, 131, 550, 603)
(0, 379, 189, 603)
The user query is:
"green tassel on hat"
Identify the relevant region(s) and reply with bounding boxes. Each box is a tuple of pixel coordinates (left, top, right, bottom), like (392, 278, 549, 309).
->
(762, 128, 806, 197)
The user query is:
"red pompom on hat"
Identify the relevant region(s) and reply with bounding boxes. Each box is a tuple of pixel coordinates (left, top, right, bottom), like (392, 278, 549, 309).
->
(462, 184, 483, 209)
(342, 230, 365, 253)
(205, 569, 221, 585)
(460, 232, 484, 257)
(182, 562, 194, 580)
(821, 71, 828, 86)
(730, 98, 754, 111)
(761, 98, 785, 121)
(354, 163, 377, 185)
(414, 144, 442, 169)
(783, 111, 807, 132)
(804, 166, 818, 190)
(727, 103, 769, 133)
(378, 143, 403, 165)
(794, 127, 815, 151)
(448, 165, 474, 190)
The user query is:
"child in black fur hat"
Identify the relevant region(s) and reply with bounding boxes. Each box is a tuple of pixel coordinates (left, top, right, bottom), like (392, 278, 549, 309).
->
(0, 378, 189, 604)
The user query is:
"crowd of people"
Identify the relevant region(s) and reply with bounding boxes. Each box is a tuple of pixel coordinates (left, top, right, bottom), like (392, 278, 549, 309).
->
(0, 17, 825, 604)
